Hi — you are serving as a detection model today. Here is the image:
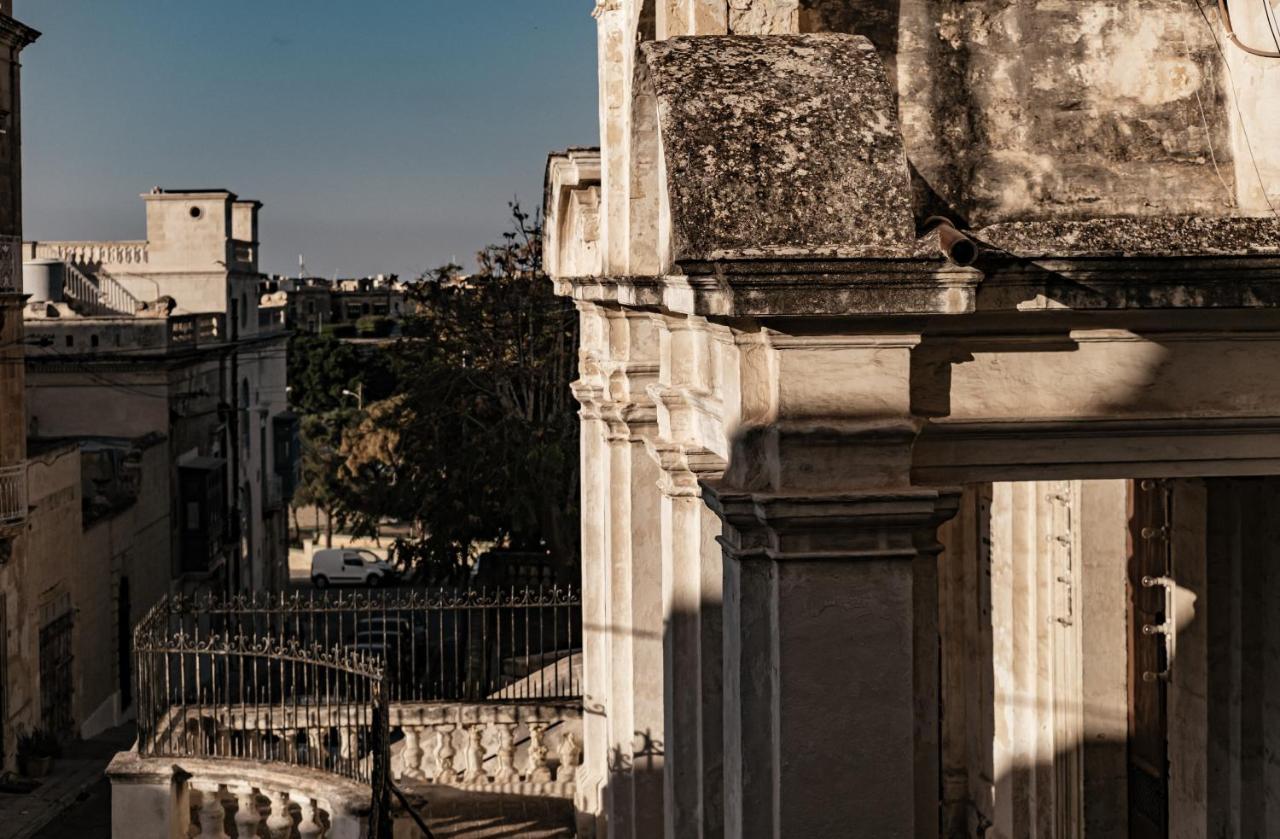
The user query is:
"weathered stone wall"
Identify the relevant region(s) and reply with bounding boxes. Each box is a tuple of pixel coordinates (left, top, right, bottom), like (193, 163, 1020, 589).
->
(617, 1, 1277, 226)
(799, 0, 1239, 224)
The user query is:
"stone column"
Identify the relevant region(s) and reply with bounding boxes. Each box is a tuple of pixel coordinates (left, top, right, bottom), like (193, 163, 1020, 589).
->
(712, 488, 959, 839)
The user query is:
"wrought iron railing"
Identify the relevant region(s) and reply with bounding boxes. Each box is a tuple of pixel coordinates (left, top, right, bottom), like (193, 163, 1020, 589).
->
(133, 624, 390, 789)
(0, 463, 26, 528)
(141, 587, 582, 704)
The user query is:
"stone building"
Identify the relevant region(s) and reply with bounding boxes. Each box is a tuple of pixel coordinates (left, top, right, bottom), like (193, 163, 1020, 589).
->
(261, 273, 415, 336)
(9, 435, 171, 752)
(546, 1, 1280, 836)
(0, 0, 38, 770)
(24, 188, 294, 593)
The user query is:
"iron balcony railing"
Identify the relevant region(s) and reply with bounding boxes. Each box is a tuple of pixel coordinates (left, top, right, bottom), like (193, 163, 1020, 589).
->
(132, 625, 390, 789)
(0, 463, 27, 528)
(143, 586, 583, 704)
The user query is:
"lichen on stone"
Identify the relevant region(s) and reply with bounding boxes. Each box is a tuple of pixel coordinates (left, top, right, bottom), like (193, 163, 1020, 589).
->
(640, 34, 917, 265)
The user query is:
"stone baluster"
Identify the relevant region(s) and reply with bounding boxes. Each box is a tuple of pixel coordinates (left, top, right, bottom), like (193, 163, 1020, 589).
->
(401, 725, 425, 780)
(341, 728, 356, 761)
(232, 787, 261, 839)
(463, 724, 488, 783)
(557, 731, 582, 784)
(266, 791, 294, 839)
(493, 723, 519, 783)
(526, 723, 553, 783)
(297, 798, 324, 838)
(433, 724, 458, 784)
(195, 785, 229, 839)
(307, 729, 325, 768)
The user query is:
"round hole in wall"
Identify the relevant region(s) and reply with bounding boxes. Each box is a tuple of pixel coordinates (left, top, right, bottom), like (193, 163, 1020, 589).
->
(189, 206, 202, 219)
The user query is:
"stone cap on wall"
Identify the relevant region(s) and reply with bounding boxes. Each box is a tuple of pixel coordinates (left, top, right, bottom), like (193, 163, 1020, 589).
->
(640, 33, 916, 265)
(972, 216, 1280, 258)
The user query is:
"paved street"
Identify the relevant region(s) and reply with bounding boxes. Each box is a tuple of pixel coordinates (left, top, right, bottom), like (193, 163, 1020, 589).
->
(0, 725, 132, 839)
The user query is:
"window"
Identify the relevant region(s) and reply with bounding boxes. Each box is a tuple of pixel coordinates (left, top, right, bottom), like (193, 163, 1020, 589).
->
(90, 334, 99, 348)
(65, 335, 73, 347)
(189, 206, 202, 219)
(178, 458, 227, 574)
(343, 555, 364, 568)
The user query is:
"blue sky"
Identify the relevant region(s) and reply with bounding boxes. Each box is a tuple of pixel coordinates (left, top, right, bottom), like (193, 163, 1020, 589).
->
(17, 1, 599, 278)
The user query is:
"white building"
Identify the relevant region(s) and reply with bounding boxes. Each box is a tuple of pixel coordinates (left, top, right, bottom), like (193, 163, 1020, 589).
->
(24, 188, 294, 592)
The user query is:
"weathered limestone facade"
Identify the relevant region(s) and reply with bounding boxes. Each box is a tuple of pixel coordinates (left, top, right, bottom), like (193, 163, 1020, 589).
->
(24, 188, 293, 593)
(549, 2, 1280, 836)
(0, 0, 38, 772)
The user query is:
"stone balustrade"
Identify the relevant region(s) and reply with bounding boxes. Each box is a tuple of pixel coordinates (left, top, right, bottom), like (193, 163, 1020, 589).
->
(108, 752, 370, 839)
(392, 701, 583, 798)
(27, 239, 150, 267)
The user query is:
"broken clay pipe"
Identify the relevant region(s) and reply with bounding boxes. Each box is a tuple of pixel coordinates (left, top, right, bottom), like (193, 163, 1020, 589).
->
(925, 217, 979, 266)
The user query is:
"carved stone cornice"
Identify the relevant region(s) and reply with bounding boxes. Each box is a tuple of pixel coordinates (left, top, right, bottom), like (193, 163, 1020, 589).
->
(0, 14, 40, 51)
(552, 275, 665, 309)
(704, 487, 960, 563)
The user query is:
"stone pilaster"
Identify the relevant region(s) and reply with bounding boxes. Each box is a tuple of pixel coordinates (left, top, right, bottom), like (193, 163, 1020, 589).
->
(575, 305, 665, 839)
(709, 487, 959, 839)
(648, 440, 725, 839)
(572, 304, 611, 838)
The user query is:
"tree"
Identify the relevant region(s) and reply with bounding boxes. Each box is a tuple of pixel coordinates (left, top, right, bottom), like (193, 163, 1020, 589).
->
(287, 334, 402, 544)
(338, 203, 580, 581)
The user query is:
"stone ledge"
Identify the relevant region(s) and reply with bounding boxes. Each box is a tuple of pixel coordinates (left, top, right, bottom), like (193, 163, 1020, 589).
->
(972, 216, 1280, 258)
(106, 751, 370, 815)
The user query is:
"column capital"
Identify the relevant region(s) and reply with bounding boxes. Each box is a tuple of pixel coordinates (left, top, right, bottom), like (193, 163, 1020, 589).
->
(645, 439, 726, 498)
(706, 487, 960, 562)
(601, 398, 659, 443)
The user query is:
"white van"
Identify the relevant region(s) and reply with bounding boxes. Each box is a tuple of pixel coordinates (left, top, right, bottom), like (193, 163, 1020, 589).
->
(310, 548, 395, 588)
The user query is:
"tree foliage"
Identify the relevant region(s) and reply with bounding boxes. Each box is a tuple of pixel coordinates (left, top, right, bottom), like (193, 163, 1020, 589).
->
(338, 204, 580, 581)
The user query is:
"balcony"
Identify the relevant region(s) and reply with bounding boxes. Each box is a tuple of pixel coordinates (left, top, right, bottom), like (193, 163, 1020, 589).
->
(0, 463, 27, 532)
(26, 239, 150, 268)
(1, 234, 19, 292)
(112, 587, 584, 836)
(167, 313, 225, 349)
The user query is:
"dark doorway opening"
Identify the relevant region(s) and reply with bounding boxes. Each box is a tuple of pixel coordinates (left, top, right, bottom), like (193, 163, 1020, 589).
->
(39, 610, 74, 735)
